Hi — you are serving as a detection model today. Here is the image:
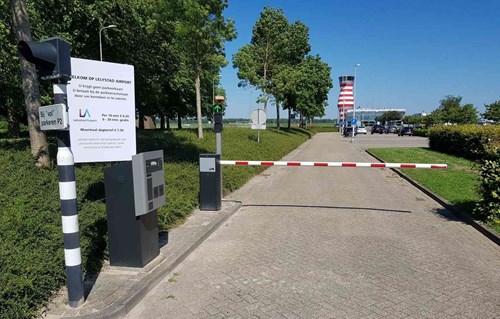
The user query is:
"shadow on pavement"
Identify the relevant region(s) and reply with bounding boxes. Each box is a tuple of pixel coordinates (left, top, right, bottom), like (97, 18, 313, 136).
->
(242, 204, 412, 214)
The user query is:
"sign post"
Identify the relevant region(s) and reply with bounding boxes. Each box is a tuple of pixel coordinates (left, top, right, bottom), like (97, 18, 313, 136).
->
(18, 37, 84, 308)
(351, 118, 356, 142)
(251, 109, 267, 143)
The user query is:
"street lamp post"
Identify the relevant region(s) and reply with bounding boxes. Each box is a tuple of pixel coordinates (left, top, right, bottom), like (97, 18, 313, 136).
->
(99, 24, 117, 61)
(352, 63, 361, 142)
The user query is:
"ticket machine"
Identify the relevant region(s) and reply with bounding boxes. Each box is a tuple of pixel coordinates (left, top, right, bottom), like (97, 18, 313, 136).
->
(104, 150, 165, 267)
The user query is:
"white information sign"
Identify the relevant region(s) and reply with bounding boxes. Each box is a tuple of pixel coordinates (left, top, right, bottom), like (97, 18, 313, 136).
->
(67, 58, 136, 163)
(39, 103, 69, 130)
(251, 109, 267, 130)
(251, 123, 266, 130)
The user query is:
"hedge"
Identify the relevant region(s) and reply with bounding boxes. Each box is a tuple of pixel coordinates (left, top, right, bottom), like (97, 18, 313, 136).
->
(428, 125, 500, 160)
(427, 125, 500, 228)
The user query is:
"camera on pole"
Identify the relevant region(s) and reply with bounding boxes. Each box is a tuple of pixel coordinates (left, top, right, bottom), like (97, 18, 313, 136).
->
(18, 37, 71, 82)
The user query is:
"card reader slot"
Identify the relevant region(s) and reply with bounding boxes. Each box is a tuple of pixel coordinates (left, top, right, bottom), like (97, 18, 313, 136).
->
(147, 178, 153, 200)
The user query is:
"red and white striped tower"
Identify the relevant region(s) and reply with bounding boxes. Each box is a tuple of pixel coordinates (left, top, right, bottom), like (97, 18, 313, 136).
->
(337, 76, 355, 122)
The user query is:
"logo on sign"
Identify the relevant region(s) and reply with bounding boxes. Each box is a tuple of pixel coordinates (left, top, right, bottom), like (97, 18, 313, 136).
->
(79, 108, 91, 118)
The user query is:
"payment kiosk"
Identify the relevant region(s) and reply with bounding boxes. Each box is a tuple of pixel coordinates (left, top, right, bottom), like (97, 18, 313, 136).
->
(104, 150, 165, 267)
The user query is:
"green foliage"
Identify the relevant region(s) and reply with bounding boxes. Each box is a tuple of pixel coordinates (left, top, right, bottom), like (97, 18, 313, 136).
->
(473, 157, 500, 228)
(2, 0, 235, 140)
(402, 115, 423, 125)
(375, 111, 403, 123)
(416, 124, 500, 230)
(428, 125, 500, 160)
(413, 128, 428, 137)
(0, 144, 65, 319)
(0, 126, 312, 318)
(171, 0, 236, 135)
(429, 95, 478, 124)
(482, 100, 500, 122)
(0, 0, 24, 137)
(275, 55, 332, 120)
(232, 7, 317, 114)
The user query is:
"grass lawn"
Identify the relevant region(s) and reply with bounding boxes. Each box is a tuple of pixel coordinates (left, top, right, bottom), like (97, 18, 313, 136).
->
(368, 147, 481, 215)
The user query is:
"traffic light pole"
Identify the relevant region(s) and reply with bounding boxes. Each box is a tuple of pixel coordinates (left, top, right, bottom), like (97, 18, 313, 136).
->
(214, 111, 223, 198)
(54, 82, 84, 307)
(18, 36, 84, 307)
(216, 131, 222, 155)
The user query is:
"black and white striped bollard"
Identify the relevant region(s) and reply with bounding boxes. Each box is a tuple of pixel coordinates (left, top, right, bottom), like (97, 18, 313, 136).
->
(54, 82, 84, 307)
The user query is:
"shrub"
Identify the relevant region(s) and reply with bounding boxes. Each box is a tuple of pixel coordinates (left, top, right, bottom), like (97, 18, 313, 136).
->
(425, 125, 500, 228)
(473, 145, 500, 228)
(428, 125, 500, 160)
(413, 128, 428, 137)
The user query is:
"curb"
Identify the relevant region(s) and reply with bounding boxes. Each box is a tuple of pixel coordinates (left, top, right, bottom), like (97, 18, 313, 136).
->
(366, 150, 500, 247)
(67, 200, 242, 319)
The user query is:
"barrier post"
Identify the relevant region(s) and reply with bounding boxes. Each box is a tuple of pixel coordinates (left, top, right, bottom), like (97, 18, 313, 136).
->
(199, 154, 222, 211)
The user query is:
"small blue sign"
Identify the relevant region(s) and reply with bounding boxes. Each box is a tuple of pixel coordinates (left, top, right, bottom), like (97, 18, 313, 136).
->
(351, 119, 357, 125)
(340, 120, 345, 125)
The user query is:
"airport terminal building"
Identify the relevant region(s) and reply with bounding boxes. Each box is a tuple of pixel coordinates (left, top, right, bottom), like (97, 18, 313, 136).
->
(344, 108, 406, 126)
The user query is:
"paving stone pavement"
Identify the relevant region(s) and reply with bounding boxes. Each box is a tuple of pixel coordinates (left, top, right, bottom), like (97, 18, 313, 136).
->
(125, 133, 500, 319)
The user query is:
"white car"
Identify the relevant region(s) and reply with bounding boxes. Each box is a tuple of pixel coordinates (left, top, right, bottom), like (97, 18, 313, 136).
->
(357, 125, 367, 134)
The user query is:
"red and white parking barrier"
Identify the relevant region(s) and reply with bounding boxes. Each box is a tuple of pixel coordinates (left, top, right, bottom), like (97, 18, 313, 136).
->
(220, 160, 447, 169)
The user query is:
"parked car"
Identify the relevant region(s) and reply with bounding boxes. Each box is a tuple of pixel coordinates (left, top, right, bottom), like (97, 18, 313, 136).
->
(399, 126, 414, 136)
(385, 125, 398, 134)
(371, 124, 385, 134)
(343, 126, 357, 137)
(357, 125, 367, 134)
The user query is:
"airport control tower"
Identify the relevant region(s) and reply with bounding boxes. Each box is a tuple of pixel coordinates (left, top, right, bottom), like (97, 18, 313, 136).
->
(337, 76, 355, 123)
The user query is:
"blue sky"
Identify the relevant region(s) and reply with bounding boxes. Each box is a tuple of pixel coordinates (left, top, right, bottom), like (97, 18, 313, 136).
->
(219, 0, 500, 119)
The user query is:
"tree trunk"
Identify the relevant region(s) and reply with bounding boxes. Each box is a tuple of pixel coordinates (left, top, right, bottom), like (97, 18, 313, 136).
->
(177, 113, 182, 129)
(166, 117, 170, 130)
(263, 45, 269, 113)
(287, 108, 291, 129)
(195, 69, 203, 138)
(138, 109, 144, 129)
(160, 115, 165, 129)
(11, 0, 50, 168)
(276, 101, 280, 130)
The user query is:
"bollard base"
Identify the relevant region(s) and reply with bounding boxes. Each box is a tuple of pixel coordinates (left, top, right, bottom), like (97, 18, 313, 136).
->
(199, 154, 222, 211)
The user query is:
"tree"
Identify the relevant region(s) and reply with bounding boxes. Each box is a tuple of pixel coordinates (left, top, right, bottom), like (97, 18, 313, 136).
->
(430, 95, 478, 124)
(10, 0, 50, 167)
(233, 7, 310, 128)
(173, 0, 236, 138)
(275, 55, 332, 127)
(375, 111, 403, 123)
(482, 100, 500, 122)
(402, 115, 422, 125)
(1, 0, 23, 137)
(233, 8, 289, 113)
(270, 20, 310, 129)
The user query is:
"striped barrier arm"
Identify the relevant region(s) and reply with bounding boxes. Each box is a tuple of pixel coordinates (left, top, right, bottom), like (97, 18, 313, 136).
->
(220, 160, 447, 169)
